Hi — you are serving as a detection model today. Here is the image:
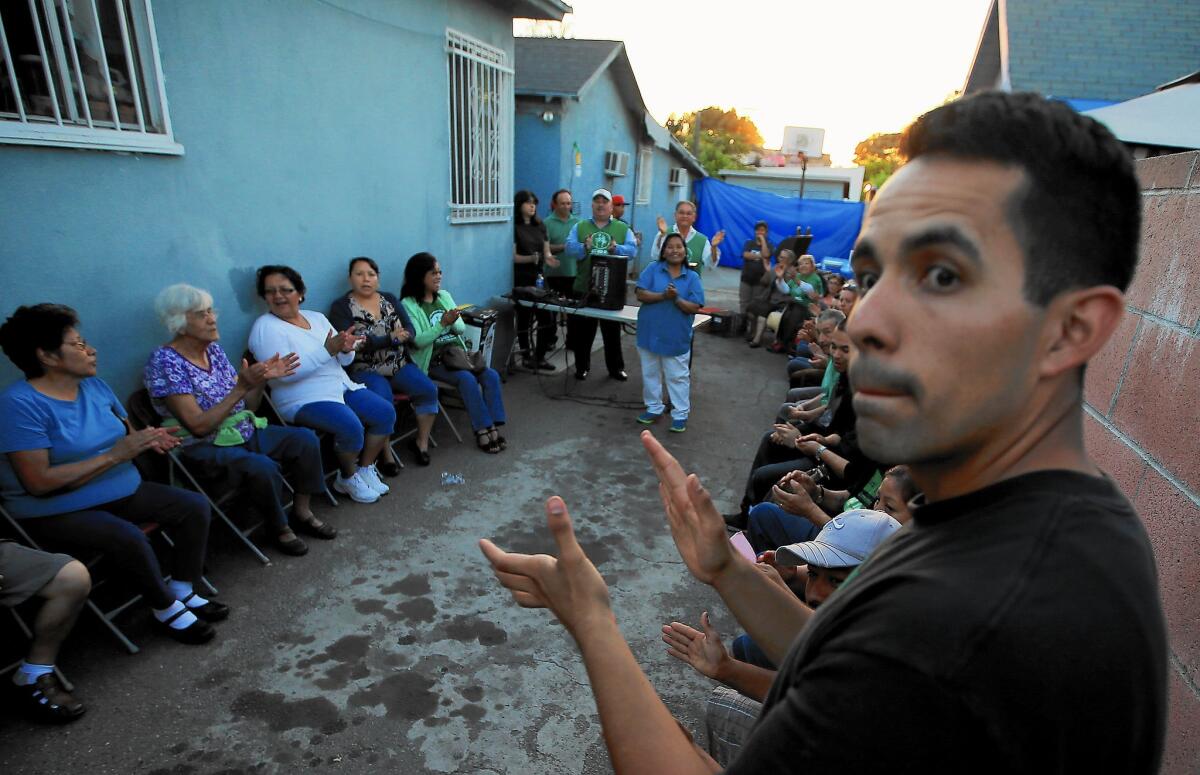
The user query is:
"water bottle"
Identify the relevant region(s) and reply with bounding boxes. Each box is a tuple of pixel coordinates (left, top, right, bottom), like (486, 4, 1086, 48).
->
(535, 273, 544, 290)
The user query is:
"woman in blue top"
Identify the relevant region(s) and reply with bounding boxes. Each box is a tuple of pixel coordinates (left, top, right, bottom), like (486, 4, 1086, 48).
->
(0, 304, 221, 645)
(634, 232, 705, 432)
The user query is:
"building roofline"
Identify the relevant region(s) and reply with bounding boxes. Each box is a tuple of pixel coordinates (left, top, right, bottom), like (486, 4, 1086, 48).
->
(505, 0, 572, 21)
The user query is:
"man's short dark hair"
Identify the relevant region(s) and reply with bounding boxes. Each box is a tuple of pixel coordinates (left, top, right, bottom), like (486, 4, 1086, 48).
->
(0, 303, 80, 379)
(754, 220, 768, 231)
(551, 188, 572, 207)
(901, 91, 1141, 307)
(256, 265, 306, 300)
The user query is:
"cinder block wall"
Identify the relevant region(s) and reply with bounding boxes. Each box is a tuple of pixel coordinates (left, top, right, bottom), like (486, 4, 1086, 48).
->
(1083, 151, 1199, 774)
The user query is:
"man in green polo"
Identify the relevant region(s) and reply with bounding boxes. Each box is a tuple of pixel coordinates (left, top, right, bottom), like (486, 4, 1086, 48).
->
(652, 200, 725, 278)
(544, 188, 580, 358)
(563, 189, 638, 380)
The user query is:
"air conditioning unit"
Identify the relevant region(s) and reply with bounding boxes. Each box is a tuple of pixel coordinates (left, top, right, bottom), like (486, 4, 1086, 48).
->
(669, 167, 686, 187)
(604, 150, 630, 177)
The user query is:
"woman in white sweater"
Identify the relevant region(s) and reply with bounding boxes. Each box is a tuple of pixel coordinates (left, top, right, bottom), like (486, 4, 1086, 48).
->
(248, 265, 396, 504)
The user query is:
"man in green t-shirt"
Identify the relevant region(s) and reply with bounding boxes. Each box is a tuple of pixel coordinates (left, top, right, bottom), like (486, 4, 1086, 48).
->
(563, 189, 638, 380)
(543, 188, 580, 359)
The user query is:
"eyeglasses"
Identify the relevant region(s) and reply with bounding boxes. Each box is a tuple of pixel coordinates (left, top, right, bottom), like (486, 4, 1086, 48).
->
(61, 339, 92, 352)
(263, 287, 297, 297)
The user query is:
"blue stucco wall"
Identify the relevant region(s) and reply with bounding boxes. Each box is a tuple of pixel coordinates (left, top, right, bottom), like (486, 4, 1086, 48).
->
(1007, 0, 1200, 102)
(515, 105, 563, 205)
(0, 0, 515, 397)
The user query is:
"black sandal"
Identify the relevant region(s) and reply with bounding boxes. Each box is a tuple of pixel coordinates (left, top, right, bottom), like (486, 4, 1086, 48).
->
(12, 674, 86, 724)
(489, 427, 507, 451)
(294, 515, 338, 540)
(475, 429, 500, 454)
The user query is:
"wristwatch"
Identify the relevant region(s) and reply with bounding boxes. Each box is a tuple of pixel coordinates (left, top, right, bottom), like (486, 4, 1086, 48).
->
(815, 444, 827, 459)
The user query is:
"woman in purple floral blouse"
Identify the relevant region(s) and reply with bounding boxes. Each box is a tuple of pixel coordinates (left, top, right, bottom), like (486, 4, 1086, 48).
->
(144, 284, 337, 557)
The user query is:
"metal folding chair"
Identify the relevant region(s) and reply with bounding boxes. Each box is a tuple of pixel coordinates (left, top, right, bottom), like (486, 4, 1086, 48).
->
(126, 389, 273, 566)
(430, 381, 466, 444)
(0, 501, 215, 655)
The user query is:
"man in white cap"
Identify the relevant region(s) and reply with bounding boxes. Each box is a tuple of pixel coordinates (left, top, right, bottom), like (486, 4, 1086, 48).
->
(563, 189, 638, 380)
(660, 509, 901, 765)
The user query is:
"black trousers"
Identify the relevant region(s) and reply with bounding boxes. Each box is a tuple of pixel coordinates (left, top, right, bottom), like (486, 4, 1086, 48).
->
(514, 301, 554, 360)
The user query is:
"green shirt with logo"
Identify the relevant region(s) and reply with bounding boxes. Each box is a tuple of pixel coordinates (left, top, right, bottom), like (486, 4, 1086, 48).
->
(573, 219, 631, 294)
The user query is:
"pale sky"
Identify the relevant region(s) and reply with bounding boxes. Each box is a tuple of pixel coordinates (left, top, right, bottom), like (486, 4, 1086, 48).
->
(517, 0, 994, 165)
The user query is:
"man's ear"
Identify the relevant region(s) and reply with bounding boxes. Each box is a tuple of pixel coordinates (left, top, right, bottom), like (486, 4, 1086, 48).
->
(1037, 286, 1127, 379)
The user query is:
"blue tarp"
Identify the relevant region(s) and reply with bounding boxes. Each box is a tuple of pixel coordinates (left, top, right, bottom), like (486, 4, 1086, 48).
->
(693, 177, 866, 270)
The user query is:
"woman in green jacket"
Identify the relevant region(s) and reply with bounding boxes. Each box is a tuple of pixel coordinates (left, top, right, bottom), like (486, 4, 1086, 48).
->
(399, 253, 507, 454)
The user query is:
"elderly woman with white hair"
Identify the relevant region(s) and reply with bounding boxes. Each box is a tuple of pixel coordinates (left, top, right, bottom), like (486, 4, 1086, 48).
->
(142, 284, 337, 557)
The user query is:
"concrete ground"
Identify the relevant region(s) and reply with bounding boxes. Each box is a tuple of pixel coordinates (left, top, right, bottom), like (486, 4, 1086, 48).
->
(0, 268, 788, 775)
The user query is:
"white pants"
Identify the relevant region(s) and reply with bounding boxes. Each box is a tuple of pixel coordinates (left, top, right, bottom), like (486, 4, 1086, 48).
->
(639, 347, 691, 420)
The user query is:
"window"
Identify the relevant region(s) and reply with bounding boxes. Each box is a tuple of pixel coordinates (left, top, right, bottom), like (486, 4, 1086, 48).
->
(635, 147, 653, 204)
(0, 0, 181, 154)
(669, 167, 685, 187)
(446, 29, 512, 224)
(603, 150, 629, 177)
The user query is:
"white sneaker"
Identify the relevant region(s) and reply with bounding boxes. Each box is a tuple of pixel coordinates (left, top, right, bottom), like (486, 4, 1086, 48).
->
(334, 472, 379, 504)
(358, 465, 390, 496)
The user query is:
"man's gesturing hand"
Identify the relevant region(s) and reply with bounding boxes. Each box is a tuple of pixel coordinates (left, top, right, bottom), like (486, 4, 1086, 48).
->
(642, 431, 741, 587)
(662, 612, 730, 681)
(479, 497, 612, 637)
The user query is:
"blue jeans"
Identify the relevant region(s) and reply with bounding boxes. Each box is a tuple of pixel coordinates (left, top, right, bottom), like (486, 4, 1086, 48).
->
(746, 502, 821, 555)
(732, 634, 777, 670)
(427, 364, 506, 432)
(180, 425, 324, 531)
(21, 482, 210, 609)
(292, 388, 396, 453)
(351, 367, 439, 416)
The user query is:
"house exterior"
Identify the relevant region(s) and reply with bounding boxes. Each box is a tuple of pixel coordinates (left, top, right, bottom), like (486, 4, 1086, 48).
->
(0, 0, 569, 396)
(962, 0, 1200, 107)
(513, 37, 705, 273)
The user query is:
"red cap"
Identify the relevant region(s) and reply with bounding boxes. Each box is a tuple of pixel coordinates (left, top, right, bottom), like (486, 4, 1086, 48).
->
(611, 194, 626, 205)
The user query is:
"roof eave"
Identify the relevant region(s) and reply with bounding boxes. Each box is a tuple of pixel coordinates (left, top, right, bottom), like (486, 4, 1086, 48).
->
(505, 0, 572, 21)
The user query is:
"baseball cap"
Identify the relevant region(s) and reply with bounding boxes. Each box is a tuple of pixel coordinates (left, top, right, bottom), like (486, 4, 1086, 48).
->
(775, 509, 900, 568)
(591, 188, 612, 201)
(611, 194, 626, 205)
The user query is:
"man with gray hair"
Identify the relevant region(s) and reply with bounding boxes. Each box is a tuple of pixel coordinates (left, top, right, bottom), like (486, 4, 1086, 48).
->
(652, 200, 724, 277)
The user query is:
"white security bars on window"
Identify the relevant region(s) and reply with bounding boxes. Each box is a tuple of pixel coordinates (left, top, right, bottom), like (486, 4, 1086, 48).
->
(0, 0, 180, 154)
(446, 29, 512, 224)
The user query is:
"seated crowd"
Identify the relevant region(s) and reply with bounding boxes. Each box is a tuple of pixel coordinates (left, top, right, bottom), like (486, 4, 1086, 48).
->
(0, 252, 508, 723)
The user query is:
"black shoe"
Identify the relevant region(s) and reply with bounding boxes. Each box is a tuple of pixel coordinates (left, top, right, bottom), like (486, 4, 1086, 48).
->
(610, 370, 628, 381)
(12, 674, 86, 724)
(275, 532, 309, 556)
(376, 460, 401, 477)
(575, 370, 589, 381)
(408, 438, 431, 466)
(520, 357, 537, 370)
(535, 359, 557, 372)
(723, 511, 748, 530)
(156, 613, 216, 644)
(181, 593, 230, 622)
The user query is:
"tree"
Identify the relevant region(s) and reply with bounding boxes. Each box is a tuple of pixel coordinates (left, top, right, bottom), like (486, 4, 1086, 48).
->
(853, 131, 903, 193)
(667, 107, 763, 177)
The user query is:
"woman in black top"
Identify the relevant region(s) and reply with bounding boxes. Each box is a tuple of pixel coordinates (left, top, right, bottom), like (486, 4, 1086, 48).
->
(513, 190, 559, 371)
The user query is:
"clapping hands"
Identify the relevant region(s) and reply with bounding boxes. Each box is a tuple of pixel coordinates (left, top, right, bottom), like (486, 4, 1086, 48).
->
(325, 327, 363, 355)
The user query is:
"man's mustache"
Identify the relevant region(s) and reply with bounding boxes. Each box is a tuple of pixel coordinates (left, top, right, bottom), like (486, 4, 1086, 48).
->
(849, 356, 922, 401)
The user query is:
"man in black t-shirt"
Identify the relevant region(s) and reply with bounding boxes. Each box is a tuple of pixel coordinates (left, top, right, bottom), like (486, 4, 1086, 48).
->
(480, 92, 1167, 774)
